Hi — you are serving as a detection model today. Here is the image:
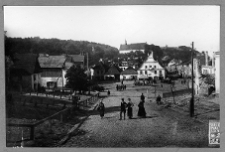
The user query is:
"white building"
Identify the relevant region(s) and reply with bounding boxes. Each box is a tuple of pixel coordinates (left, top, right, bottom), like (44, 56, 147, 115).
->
(137, 52, 165, 80)
(120, 67, 138, 80)
(201, 51, 215, 75)
(214, 52, 220, 94)
(193, 58, 201, 95)
(119, 40, 146, 54)
(119, 60, 129, 71)
(38, 54, 84, 88)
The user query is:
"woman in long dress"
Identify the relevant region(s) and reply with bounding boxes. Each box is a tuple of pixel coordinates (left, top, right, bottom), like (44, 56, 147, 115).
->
(138, 100, 146, 118)
(97, 99, 105, 119)
(127, 98, 134, 119)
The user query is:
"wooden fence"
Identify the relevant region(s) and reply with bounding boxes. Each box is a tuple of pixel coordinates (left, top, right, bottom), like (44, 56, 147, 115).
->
(7, 92, 100, 141)
(162, 89, 192, 98)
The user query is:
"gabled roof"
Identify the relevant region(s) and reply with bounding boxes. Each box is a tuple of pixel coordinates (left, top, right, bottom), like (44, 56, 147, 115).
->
(38, 55, 67, 68)
(121, 67, 137, 75)
(12, 53, 40, 75)
(120, 43, 147, 50)
(105, 65, 120, 75)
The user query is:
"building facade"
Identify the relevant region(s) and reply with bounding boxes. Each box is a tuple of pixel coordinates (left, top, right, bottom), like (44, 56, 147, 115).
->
(38, 54, 84, 89)
(119, 40, 146, 54)
(137, 52, 165, 80)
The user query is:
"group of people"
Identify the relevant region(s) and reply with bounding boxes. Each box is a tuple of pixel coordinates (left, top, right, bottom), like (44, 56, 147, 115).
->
(120, 93, 146, 120)
(116, 84, 127, 91)
(97, 93, 147, 120)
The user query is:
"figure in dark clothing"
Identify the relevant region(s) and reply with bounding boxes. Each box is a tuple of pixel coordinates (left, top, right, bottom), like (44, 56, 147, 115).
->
(97, 99, 105, 119)
(127, 98, 134, 119)
(107, 90, 110, 96)
(120, 98, 127, 120)
(138, 100, 146, 118)
(140, 93, 145, 102)
(156, 95, 162, 105)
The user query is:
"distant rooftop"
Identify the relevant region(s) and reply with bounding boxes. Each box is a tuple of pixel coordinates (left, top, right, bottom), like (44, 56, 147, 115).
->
(120, 43, 147, 51)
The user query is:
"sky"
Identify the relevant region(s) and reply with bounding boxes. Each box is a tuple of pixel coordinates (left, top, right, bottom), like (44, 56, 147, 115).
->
(4, 6, 220, 57)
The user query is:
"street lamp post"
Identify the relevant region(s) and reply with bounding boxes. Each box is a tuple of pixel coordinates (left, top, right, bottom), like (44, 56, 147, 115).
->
(190, 42, 195, 117)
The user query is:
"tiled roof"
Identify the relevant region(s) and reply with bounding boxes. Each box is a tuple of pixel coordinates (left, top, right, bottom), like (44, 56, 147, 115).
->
(120, 43, 146, 50)
(121, 67, 137, 75)
(12, 53, 40, 75)
(38, 55, 67, 68)
(105, 65, 120, 75)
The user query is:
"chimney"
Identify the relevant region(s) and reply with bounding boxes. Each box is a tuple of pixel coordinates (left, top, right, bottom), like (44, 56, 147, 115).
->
(205, 51, 208, 66)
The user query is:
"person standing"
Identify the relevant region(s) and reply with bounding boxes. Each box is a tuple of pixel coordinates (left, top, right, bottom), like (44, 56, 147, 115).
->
(120, 98, 127, 120)
(156, 95, 162, 105)
(141, 93, 145, 102)
(107, 90, 110, 96)
(138, 100, 146, 118)
(127, 98, 134, 119)
(97, 99, 105, 119)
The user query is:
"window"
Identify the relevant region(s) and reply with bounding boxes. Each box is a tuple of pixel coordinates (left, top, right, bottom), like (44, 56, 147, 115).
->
(155, 71, 157, 74)
(145, 65, 147, 69)
(154, 65, 156, 68)
(47, 81, 57, 89)
(149, 65, 152, 68)
(140, 70, 143, 74)
(145, 71, 147, 74)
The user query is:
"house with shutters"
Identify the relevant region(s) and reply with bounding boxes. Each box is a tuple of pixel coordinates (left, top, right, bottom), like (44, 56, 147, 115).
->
(38, 54, 84, 89)
(137, 51, 165, 80)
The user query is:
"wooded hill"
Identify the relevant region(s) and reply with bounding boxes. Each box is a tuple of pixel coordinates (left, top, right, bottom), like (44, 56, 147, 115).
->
(5, 37, 200, 67)
(5, 37, 119, 66)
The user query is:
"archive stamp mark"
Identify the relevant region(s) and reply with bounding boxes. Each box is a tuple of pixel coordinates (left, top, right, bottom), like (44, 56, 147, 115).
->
(209, 120, 220, 145)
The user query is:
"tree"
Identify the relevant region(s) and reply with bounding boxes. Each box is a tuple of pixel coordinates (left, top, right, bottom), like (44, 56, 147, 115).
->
(65, 65, 88, 93)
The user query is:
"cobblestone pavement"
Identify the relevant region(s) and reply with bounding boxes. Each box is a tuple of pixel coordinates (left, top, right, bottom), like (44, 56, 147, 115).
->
(59, 81, 214, 147)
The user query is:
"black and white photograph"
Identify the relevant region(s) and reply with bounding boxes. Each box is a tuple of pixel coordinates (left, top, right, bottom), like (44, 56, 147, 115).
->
(3, 5, 220, 148)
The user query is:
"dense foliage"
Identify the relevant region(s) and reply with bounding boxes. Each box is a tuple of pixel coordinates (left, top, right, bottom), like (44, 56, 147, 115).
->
(4, 37, 119, 66)
(65, 65, 89, 93)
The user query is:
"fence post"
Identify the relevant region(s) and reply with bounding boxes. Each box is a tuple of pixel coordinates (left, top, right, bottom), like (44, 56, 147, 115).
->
(30, 126, 35, 140)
